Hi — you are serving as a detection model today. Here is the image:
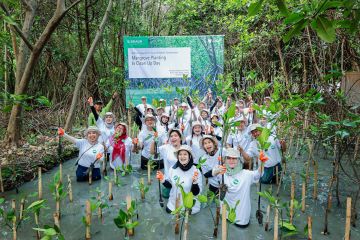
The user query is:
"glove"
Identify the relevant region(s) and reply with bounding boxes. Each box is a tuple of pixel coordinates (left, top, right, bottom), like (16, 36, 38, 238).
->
(192, 171, 199, 184)
(156, 171, 165, 183)
(58, 128, 64, 136)
(212, 165, 226, 176)
(180, 124, 185, 131)
(96, 152, 103, 160)
(132, 138, 138, 145)
(259, 151, 269, 163)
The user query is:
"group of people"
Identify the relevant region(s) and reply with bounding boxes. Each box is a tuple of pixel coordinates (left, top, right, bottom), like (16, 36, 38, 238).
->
(58, 91, 286, 228)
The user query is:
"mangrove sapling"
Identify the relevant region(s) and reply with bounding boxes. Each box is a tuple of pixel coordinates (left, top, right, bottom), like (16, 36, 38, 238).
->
(38, 167, 42, 200)
(19, 198, 25, 221)
(174, 194, 181, 234)
(67, 175, 73, 203)
(33, 224, 64, 240)
(26, 199, 47, 240)
(91, 188, 109, 222)
(147, 159, 156, 185)
(49, 172, 67, 220)
(136, 178, 149, 201)
(222, 200, 240, 240)
(113, 198, 139, 238)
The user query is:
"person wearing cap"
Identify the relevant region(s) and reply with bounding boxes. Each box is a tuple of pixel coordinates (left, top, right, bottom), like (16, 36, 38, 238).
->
(185, 121, 205, 164)
(238, 123, 286, 183)
(87, 92, 118, 127)
(243, 101, 257, 125)
(136, 114, 165, 170)
(156, 145, 202, 214)
(212, 148, 264, 228)
(134, 96, 154, 130)
(157, 112, 175, 134)
(88, 97, 115, 144)
(106, 122, 133, 169)
(176, 102, 191, 137)
(198, 109, 211, 128)
(58, 126, 104, 182)
(199, 135, 222, 194)
(209, 114, 223, 142)
(227, 117, 252, 157)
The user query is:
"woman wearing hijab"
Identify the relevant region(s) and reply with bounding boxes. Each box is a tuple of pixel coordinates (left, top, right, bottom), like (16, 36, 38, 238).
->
(58, 126, 104, 182)
(156, 145, 202, 214)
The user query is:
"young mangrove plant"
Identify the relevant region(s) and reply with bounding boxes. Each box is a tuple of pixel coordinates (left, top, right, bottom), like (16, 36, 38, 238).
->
(113, 198, 139, 238)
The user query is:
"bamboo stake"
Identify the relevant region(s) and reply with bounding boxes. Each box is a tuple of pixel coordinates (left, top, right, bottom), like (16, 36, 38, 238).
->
(38, 167, 42, 200)
(308, 216, 312, 240)
(147, 162, 151, 185)
(126, 195, 134, 236)
(12, 199, 17, 240)
(275, 166, 279, 185)
(85, 200, 91, 240)
(221, 204, 227, 240)
(214, 204, 221, 237)
(265, 205, 271, 231)
(274, 208, 278, 240)
(34, 212, 41, 239)
(59, 163, 63, 184)
(345, 197, 351, 240)
(108, 181, 113, 201)
(140, 178, 145, 200)
(301, 180, 306, 213)
(0, 164, 4, 192)
(313, 161, 318, 200)
(114, 168, 117, 183)
(53, 212, 60, 229)
(290, 173, 295, 224)
(67, 175, 73, 203)
(56, 183, 61, 219)
(175, 194, 180, 234)
(97, 191, 102, 221)
(183, 209, 190, 240)
(19, 198, 25, 220)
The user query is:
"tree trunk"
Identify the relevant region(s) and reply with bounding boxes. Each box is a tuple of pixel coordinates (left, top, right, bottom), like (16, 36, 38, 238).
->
(65, 0, 113, 131)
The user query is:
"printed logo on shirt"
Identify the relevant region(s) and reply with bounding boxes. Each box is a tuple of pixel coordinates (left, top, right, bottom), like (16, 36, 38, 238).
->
(233, 179, 239, 185)
(92, 149, 97, 154)
(173, 175, 179, 182)
(271, 144, 275, 149)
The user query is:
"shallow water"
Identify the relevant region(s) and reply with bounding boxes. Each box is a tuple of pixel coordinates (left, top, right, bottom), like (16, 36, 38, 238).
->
(1, 147, 359, 240)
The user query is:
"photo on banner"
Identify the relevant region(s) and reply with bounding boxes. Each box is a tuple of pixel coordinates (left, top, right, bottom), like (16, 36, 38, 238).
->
(124, 35, 224, 106)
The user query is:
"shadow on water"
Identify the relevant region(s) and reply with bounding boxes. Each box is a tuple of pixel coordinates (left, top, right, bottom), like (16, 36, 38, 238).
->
(0, 148, 359, 239)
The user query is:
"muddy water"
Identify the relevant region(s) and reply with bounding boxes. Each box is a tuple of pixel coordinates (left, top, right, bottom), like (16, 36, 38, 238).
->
(1, 148, 359, 240)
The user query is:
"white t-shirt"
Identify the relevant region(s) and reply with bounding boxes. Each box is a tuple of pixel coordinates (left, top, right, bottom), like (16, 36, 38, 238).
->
(221, 169, 260, 225)
(75, 139, 104, 168)
(96, 118, 115, 144)
(136, 103, 153, 115)
(227, 128, 252, 151)
(185, 135, 205, 164)
(159, 144, 179, 178)
(246, 135, 281, 168)
(106, 137, 133, 169)
(167, 165, 202, 214)
(200, 150, 222, 188)
(138, 127, 166, 159)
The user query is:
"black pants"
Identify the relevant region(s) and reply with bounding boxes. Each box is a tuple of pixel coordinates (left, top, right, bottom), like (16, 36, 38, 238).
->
(140, 155, 164, 170)
(76, 165, 101, 182)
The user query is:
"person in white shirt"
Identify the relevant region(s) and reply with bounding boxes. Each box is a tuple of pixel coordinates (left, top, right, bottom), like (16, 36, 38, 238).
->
(156, 145, 202, 214)
(212, 148, 264, 227)
(210, 114, 223, 142)
(185, 121, 205, 164)
(238, 123, 286, 184)
(58, 126, 104, 182)
(227, 117, 252, 163)
(106, 122, 133, 169)
(199, 135, 222, 194)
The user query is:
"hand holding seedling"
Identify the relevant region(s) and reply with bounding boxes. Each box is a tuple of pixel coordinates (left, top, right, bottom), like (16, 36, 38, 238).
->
(88, 97, 94, 106)
(58, 128, 64, 136)
(156, 171, 164, 183)
(96, 153, 103, 160)
(259, 151, 269, 163)
(192, 171, 199, 183)
(132, 138, 138, 145)
(212, 165, 226, 176)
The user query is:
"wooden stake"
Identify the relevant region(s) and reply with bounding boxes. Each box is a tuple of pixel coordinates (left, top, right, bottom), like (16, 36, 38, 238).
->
(38, 167, 42, 200)
(59, 163, 63, 184)
(175, 194, 180, 234)
(126, 195, 134, 236)
(265, 205, 271, 231)
(221, 204, 227, 240)
(345, 197, 351, 240)
(183, 209, 190, 240)
(308, 216, 312, 240)
(53, 212, 60, 230)
(313, 161, 318, 200)
(147, 162, 152, 185)
(140, 178, 145, 200)
(275, 166, 279, 185)
(0, 164, 4, 192)
(67, 175, 73, 203)
(56, 183, 61, 219)
(301, 181, 306, 213)
(19, 198, 25, 220)
(34, 212, 41, 239)
(97, 191, 102, 221)
(108, 181, 113, 201)
(214, 205, 221, 237)
(85, 200, 91, 240)
(88, 168, 92, 185)
(274, 208, 278, 240)
(290, 173, 295, 224)
(12, 200, 17, 240)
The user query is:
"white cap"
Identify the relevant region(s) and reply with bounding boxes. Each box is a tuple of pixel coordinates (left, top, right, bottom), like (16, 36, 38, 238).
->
(144, 114, 156, 121)
(175, 145, 194, 159)
(249, 123, 262, 132)
(225, 148, 240, 158)
(180, 102, 188, 107)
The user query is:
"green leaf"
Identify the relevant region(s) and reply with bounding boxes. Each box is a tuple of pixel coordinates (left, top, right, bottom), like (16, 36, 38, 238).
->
(248, 0, 265, 17)
(225, 102, 236, 120)
(281, 221, 297, 231)
(0, 198, 4, 204)
(27, 200, 46, 211)
(198, 194, 208, 203)
(284, 13, 304, 24)
(283, 19, 308, 43)
(44, 228, 57, 236)
(336, 130, 349, 139)
(311, 16, 336, 43)
(342, 119, 357, 127)
(3, 15, 17, 26)
(228, 209, 236, 223)
(275, 0, 289, 16)
(184, 192, 194, 209)
(257, 127, 271, 150)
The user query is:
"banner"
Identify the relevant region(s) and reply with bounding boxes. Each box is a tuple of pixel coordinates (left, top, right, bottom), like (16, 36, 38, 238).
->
(124, 35, 224, 106)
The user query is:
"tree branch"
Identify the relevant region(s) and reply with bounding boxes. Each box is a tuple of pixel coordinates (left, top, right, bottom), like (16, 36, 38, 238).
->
(0, 3, 34, 51)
